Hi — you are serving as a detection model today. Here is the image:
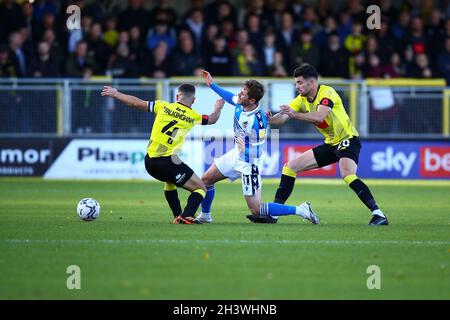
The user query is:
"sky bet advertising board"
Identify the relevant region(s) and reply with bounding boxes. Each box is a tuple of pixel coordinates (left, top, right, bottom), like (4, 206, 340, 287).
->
(279, 140, 450, 179)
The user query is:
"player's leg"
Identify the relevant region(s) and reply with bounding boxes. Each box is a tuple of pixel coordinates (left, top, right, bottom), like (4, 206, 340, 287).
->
(174, 172, 206, 224)
(242, 164, 319, 224)
(241, 164, 278, 223)
(256, 202, 320, 224)
(337, 138, 388, 226)
(244, 176, 319, 224)
(145, 155, 182, 218)
(197, 150, 240, 223)
(274, 146, 336, 204)
(164, 182, 182, 218)
(196, 163, 227, 223)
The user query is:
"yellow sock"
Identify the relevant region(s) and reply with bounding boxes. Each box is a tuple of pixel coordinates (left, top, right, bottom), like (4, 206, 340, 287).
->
(282, 166, 297, 178)
(344, 174, 358, 185)
(164, 182, 177, 191)
(193, 188, 206, 198)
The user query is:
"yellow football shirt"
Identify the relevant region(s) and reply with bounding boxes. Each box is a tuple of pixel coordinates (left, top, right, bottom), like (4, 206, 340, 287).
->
(147, 100, 208, 157)
(289, 84, 359, 145)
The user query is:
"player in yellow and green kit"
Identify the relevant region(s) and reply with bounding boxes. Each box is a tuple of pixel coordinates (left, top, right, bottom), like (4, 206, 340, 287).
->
(101, 84, 224, 224)
(250, 64, 388, 226)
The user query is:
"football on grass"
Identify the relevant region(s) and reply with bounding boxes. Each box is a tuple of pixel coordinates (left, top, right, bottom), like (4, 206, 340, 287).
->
(77, 198, 100, 221)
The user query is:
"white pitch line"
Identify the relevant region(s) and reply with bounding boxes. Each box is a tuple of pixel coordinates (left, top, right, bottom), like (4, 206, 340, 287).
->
(1, 239, 449, 246)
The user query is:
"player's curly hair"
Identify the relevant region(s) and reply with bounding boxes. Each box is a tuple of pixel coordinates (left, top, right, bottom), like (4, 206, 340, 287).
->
(244, 80, 265, 103)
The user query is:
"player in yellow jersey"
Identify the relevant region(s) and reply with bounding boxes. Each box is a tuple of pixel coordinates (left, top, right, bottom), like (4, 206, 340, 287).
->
(101, 84, 224, 224)
(251, 64, 388, 226)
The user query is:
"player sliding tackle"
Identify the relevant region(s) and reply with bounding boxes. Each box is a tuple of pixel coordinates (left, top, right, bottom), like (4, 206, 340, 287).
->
(101, 84, 224, 224)
(196, 70, 319, 224)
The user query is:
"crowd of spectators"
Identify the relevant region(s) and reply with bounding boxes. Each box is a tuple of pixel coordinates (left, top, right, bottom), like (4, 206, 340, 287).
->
(0, 0, 449, 83)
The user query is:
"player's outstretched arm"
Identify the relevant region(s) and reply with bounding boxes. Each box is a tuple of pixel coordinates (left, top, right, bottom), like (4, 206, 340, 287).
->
(206, 99, 225, 125)
(201, 69, 236, 105)
(279, 104, 331, 125)
(266, 110, 290, 125)
(101, 86, 148, 112)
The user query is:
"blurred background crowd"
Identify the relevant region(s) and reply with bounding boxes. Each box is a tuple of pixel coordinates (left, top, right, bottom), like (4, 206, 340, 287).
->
(0, 0, 449, 83)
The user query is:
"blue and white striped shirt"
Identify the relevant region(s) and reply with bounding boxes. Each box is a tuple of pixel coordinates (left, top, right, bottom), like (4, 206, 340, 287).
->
(210, 83, 268, 164)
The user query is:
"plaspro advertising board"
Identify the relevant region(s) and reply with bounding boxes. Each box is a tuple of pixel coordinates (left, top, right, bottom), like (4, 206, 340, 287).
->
(44, 139, 204, 179)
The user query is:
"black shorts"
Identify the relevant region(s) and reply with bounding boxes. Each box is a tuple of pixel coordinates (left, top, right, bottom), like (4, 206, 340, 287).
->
(144, 154, 194, 187)
(312, 137, 361, 168)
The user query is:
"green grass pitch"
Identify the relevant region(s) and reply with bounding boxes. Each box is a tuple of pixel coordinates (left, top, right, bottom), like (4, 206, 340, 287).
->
(0, 178, 449, 300)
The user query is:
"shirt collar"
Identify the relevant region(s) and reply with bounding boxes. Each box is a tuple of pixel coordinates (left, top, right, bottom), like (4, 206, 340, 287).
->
(242, 105, 260, 116)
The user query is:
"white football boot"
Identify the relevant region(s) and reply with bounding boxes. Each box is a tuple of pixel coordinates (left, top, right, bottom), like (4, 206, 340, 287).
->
(196, 212, 213, 223)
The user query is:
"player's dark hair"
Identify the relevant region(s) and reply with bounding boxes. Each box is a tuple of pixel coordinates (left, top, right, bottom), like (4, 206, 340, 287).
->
(178, 83, 196, 96)
(293, 63, 319, 79)
(244, 80, 265, 103)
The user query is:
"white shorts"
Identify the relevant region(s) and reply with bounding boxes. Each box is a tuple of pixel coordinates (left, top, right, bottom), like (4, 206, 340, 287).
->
(214, 148, 262, 196)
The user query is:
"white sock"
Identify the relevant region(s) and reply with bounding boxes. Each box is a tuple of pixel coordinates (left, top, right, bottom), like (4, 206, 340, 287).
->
(295, 204, 308, 219)
(200, 212, 211, 218)
(372, 209, 385, 218)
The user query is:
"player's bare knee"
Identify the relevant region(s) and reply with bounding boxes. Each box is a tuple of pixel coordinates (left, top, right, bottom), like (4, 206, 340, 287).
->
(196, 182, 207, 193)
(340, 167, 354, 178)
(201, 174, 211, 185)
(284, 162, 299, 173)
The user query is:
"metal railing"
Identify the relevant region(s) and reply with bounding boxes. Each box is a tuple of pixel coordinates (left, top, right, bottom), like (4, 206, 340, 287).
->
(0, 77, 448, 139)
